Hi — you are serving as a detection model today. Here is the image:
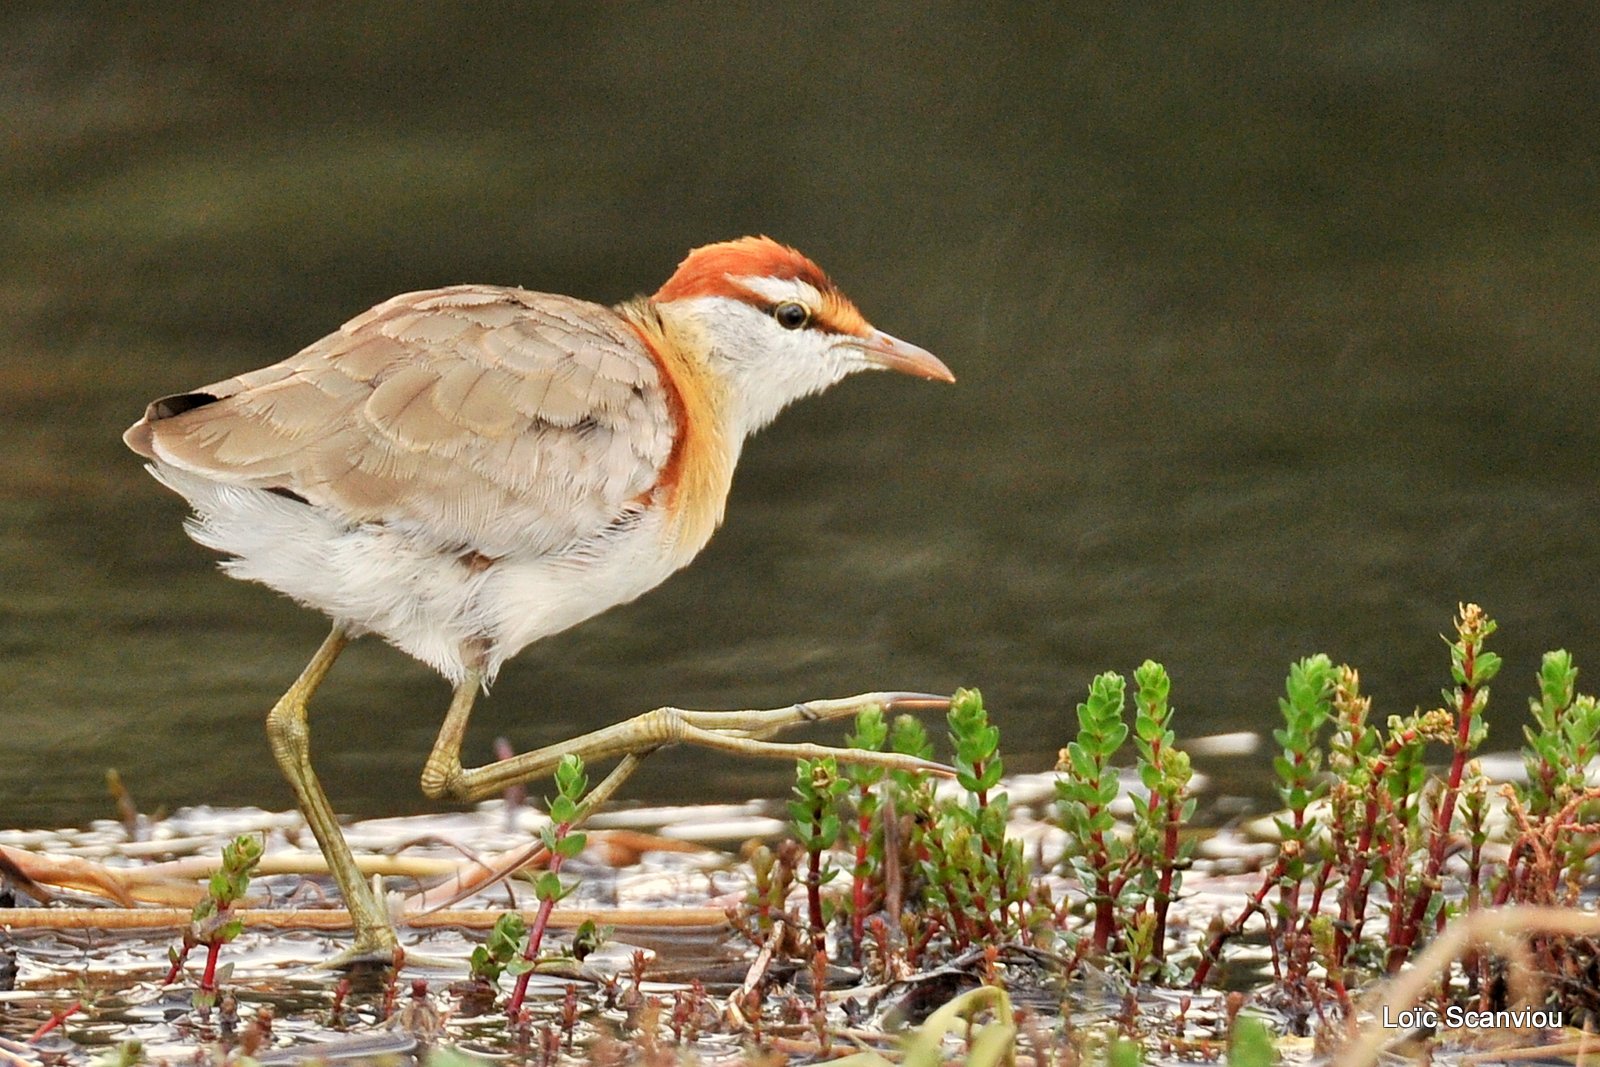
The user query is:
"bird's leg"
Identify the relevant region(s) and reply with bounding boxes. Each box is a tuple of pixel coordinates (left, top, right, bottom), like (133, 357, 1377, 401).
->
(420, 689, 954, 805)
(410, 686, 950, 912)
(265, 624, 399, 967)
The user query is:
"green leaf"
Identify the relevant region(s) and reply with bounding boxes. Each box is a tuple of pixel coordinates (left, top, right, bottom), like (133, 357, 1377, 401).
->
(549, 796, 578, 824)
(1103, 721, 1129, 752)
(1096, 776, 1120, 807)
(1471, 650, 1502, 687)
(554, 753, 588, 798)
(890, 714, 933, 758)
(1066, 740, 1094, 775)
(978, 760, 1004, 791)
(950, 687, 985, 719)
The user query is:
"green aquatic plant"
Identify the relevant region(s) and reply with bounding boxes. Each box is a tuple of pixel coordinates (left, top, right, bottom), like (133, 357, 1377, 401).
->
(1055, 671, 1131, 957)
(842, 705, 888, 961)
(734, 602, 1599, 1051)
(504, 754, 591, 1019)
(1125, 660, 1195, 978)
(928, 688, 1030, 948)
(1385, 603, 1500, 971)
(163, 834, 262, 1011)
(789, 754, 849, 954)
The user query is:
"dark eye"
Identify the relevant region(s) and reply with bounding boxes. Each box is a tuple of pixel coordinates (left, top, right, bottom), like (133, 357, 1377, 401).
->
(773, 301, 810, 330)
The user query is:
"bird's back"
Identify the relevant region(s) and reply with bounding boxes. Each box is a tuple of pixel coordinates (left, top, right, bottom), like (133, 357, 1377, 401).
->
(127, 285, 679, 555)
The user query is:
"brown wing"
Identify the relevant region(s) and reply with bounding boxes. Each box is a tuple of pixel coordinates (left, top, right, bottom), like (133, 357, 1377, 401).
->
(125, 285, 675, 556)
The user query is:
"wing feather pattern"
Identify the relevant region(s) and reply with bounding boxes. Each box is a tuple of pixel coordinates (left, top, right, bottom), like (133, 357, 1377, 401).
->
(127, 286, 673, 557)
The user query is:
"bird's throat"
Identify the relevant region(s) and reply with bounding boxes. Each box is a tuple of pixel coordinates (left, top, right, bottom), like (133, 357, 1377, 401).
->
(620, 299, 736, 563)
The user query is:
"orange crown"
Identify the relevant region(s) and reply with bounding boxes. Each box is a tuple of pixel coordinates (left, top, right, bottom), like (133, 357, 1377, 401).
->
(653, 236, 869, 337)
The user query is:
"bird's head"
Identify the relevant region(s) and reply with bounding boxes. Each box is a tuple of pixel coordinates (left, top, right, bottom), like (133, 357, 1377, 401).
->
(651, 236, 953, 436)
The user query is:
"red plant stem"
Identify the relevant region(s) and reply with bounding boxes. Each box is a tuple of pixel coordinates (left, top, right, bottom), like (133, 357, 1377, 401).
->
(162, 945, 190, 986)
(1384, 838, 1409, 947)
(1327, 973, 1352, 1017)
(1277, 752, 1311, 970)
(1198, 746, 1322, 987)
(1492, 791, 1600, 909)
(1192, 857, 1283, 989)
(1331, 726, 1419, 971)
(27, 999, 81, 1042)
(1090, 841, 1116, 955)
(1388, 665, 1480, 972)
(1466, 832, 1484, 911)
(1151, 792, 1182, 964)
(381, 966, 401, 1022)
(506, 822, 571, 1018)
(1491, 840, 1525, 906)
(505, 893, 559, 1017)
(201, 938, 223, 992)
(959, 865, 999, 942)
(851, 784, 872, 956)
(806, 807, 826, 954)
(1308, 847, 1331, 921)
(1108, 863, 1133, 903)
(1145, 734, 1174, 962)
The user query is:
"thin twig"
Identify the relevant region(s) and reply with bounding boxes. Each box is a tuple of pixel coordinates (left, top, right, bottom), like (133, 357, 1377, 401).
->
(0, 905, 728, 932)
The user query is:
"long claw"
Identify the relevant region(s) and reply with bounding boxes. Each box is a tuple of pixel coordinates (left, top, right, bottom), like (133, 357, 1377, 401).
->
(881, 693, 953, 713)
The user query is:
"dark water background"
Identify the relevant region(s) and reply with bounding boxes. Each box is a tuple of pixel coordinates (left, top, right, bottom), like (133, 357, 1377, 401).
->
(3, 5, 1598, 827)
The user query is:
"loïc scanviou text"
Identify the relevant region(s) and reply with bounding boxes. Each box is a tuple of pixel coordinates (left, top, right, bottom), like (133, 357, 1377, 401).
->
(1382, 1005, 1564, 1030)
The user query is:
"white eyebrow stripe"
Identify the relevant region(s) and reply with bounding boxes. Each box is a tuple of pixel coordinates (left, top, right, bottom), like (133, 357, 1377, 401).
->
(736, 276, 822, 306)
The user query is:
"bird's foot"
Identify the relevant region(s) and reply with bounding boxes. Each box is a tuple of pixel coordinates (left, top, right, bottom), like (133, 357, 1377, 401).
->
(420, 690, 957, 806)
(320, 937, 405, 976)
(317, 934, 463, 974)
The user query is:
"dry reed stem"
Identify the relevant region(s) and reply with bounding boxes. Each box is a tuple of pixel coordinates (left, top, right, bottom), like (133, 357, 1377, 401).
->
(0, 905, 728, 933)
(1336, 905, 1600, 1067)
(3, 829, 707, 909)
(1460, 1035, 1599, 1063)
(726, 916, 786, 1028)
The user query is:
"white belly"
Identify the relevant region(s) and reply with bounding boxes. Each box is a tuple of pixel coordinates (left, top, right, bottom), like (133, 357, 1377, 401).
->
(149, 463, 691, 684)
